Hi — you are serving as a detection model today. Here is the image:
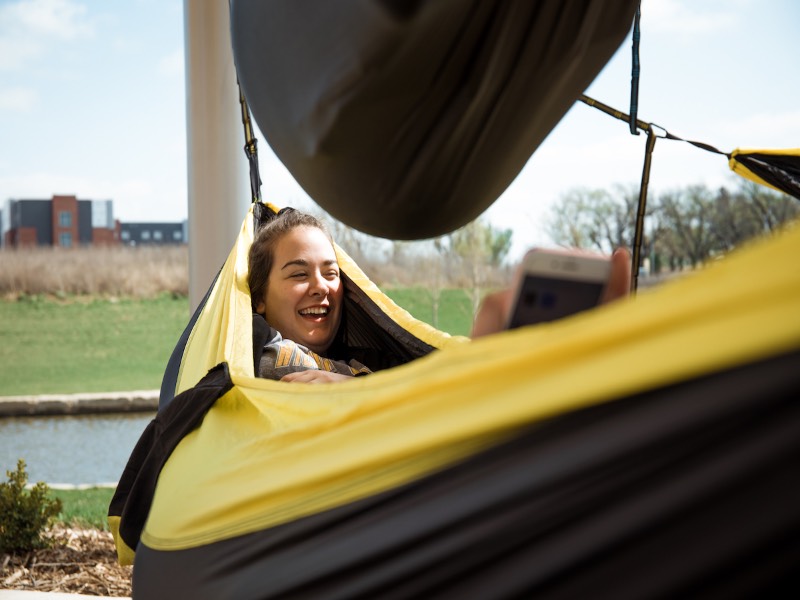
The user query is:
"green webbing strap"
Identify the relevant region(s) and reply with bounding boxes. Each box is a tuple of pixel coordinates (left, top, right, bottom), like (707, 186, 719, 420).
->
(579, 95, 728, 157)
(632, 130, 656, 293)
(629, 2, 641, 135)
(230, 0, 263, 213)
(238, 84, 263, 205)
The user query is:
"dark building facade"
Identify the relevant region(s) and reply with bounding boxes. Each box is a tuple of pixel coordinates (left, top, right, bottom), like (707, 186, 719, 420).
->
(119, 222, 187, 246)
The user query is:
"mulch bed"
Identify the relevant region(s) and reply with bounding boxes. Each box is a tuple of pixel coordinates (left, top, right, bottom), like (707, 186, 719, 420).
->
(1, 525, 132, 597)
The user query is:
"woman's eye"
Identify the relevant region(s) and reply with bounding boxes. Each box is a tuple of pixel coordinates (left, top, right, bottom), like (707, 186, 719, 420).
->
(290, 272, 307, 279)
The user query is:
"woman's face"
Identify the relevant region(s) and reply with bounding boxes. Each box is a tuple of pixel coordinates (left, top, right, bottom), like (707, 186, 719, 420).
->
(256, 226, 343, 355)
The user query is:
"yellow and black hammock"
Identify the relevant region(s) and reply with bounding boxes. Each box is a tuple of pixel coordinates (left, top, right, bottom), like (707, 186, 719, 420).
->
(111, 203, 800, 598)
(108, 2, 800, 597)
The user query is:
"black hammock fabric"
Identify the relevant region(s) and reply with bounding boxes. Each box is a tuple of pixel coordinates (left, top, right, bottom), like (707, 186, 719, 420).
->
(129, 349, 800, 599)
(229, 0, 640, 239)
(730, 149, 800, 200)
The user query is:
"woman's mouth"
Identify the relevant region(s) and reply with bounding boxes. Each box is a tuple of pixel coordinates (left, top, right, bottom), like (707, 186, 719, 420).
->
(299, 306, 329, 317)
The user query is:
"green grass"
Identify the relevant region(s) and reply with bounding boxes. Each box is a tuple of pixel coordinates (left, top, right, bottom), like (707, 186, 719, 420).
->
(0, 294, 189, 396)
(384, 287, 474, 337)
(0, 288, 475, 397)
(51, 487, 115, 530)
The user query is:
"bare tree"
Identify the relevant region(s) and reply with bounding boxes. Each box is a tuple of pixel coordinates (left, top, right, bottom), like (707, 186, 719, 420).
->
(654, 185, 718, 268)
(544, 180, 799, 275)
(445, 218, 513, 316)
(707, 186, 760, 252)
(545, 188, 604, 249)
(655, 181, 799, 268)
(738, 180, 800, 235)
(421, 238, 452, 328)
(546, 184, 650, 253)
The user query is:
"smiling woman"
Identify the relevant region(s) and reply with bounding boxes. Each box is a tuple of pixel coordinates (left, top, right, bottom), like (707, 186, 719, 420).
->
(247, 209, 372, 383)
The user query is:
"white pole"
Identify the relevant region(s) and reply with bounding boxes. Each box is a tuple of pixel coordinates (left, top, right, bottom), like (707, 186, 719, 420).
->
(184, 0, 249, 312)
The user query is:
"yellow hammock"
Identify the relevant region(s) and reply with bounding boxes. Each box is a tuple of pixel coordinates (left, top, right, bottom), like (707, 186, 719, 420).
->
(109, 203, 800, 598)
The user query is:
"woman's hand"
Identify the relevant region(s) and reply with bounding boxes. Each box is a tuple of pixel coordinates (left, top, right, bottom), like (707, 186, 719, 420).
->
(280, 370, 353, 384)
(471, 247, 631, 338)
(602, 247, 633, 303)
(470, 288, 515, 338)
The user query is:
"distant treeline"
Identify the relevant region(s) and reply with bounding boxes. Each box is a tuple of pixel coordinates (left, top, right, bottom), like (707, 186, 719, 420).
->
(545, 180, 799, 271)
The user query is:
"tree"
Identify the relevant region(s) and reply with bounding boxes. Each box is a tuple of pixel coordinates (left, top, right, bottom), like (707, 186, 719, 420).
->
(707, 186, 760, 252)
(424, 238, 453, 328)
(653, 185, 718, 268)
(317, 211, 390, 276)
(545, 188, 604, 250)
(546, 185, 646, 253)
(443, 218, 513, 316)
(546, 180, 799, 275)
(738, 180, 800, 235)
(653, 181, 799, 270)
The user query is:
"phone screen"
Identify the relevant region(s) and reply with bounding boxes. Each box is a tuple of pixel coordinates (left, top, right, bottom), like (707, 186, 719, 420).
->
(507, 275, 605, 329)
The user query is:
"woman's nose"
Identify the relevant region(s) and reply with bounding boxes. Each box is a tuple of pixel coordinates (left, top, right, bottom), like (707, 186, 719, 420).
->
(308, 272, 327, 296)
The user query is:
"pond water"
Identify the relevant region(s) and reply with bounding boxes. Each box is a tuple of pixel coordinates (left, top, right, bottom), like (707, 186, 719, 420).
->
(0, 412, 154, 486)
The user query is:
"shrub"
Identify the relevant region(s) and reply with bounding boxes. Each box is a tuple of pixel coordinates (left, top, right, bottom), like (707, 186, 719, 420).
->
(0, 459, 63, 553)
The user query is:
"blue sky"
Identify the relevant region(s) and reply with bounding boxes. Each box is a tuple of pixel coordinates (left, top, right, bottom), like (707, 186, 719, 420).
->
(1, 0, 798, 257)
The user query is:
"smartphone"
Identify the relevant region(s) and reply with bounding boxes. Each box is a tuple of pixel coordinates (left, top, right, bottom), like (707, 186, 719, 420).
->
(507, 249, 611, 329)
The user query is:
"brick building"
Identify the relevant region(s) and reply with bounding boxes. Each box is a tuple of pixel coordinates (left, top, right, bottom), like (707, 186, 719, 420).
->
(3, 195, 119, 248)
(2, 195, 187, 248)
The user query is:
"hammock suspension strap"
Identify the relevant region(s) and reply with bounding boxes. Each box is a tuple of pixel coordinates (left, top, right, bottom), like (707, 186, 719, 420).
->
(238, 85, 263, 205)
(579, 94, 731, 292)
(632, 130, 656, 292)
(629, 1, 641, 135)
(580, 95, 728, 157)
(230, 0, 265, 222)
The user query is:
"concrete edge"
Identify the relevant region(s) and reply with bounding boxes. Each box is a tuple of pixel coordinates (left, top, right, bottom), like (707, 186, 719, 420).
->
(0, 391, 159, 418)
(43, 483, 119, 490)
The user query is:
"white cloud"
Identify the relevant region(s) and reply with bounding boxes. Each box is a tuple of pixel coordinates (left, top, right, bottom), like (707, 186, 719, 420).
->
(3, 0, 92, 39)
(0, 36, 40, 70)
(0, 86, 38, 111)
(0, 0, 93, 69)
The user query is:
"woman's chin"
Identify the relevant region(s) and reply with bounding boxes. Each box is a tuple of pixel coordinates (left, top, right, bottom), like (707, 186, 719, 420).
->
(300, 333, 332, 355)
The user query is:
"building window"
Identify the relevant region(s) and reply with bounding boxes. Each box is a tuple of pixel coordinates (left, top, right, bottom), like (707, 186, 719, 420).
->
(121, 231, 130, 241)
(153, 230, 163, 241)
(59, 232, 72, 247)
(172, 230, 182, 241)
(59, 211, 72, 227)
(141, 230, 151, 241)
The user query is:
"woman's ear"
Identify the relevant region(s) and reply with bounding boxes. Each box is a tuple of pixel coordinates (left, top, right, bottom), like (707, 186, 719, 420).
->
(255, 300, 266, 315)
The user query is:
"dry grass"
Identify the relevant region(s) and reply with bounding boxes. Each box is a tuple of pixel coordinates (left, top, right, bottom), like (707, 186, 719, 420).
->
(0, 244, 681, 303)
(0, 246, 188, 299)
(0, 245, 515, 300)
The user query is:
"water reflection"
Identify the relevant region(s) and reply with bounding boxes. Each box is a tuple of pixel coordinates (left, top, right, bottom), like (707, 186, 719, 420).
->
(0, 412, 154, 485)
